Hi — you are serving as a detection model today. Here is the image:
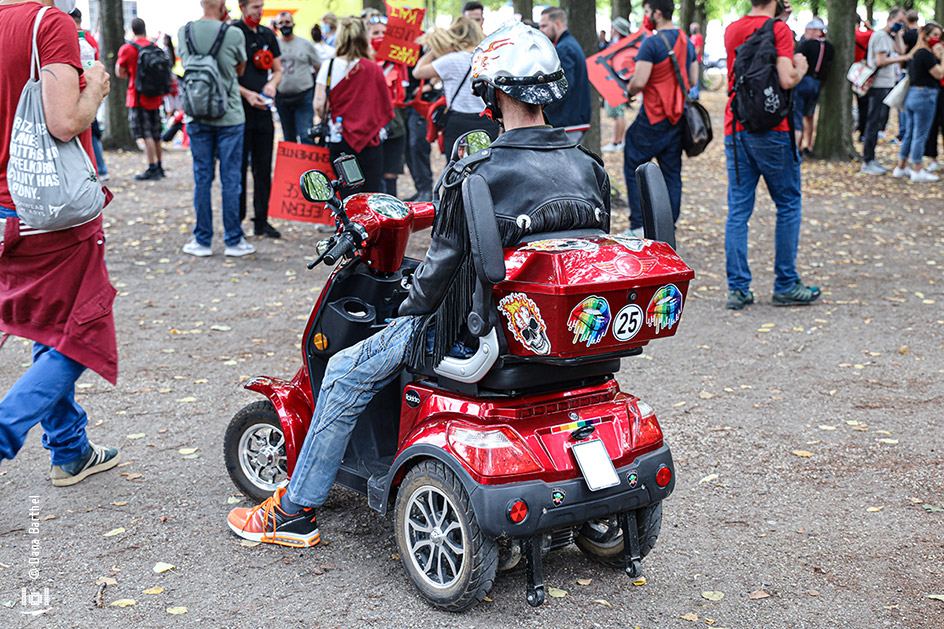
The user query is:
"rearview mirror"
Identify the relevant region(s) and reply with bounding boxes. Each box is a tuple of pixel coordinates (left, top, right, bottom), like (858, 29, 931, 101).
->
(300, 170, 334, 203)
(451, 130, 492, 161)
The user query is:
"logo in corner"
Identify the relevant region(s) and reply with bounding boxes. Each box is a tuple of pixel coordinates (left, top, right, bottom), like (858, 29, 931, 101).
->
(404, 389, 421, 408)
(627, 472, 638, 488)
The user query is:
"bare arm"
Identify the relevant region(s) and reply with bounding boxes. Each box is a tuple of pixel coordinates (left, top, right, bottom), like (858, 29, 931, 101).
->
(628, 60, 652, 97)
(777, 54, 805, 90)
(115, 63, 129, 79)
(873, 51, 903, 68)
(689, 60, 699, 88)
(262, 56, 282, 97)
(313, 82, 327, 117)
(41, 62, 109, 142)
(236, 61, 246, 77)
(412, 50, 440, 80)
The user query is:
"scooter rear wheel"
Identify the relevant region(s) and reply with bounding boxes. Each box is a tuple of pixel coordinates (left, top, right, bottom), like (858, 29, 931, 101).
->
(224, 401, 288, 502)
(394, 460, 498, 612)
(573, 502, 663, 568)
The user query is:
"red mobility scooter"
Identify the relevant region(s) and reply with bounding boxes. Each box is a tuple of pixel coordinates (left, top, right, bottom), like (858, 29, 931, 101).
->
(224, 136, 694, 611)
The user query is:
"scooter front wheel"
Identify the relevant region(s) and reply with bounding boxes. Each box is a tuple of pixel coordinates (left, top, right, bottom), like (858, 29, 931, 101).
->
(574, 502, 663, 568)
(394, 460, 498, 612)
(224, 401, 288, 502)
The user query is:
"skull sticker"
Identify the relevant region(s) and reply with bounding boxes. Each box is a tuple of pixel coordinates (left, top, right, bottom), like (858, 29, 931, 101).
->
(498, 292, 551, 355)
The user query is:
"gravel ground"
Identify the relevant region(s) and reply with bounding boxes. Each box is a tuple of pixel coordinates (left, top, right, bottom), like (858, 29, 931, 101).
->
(2, 92, 943, 628)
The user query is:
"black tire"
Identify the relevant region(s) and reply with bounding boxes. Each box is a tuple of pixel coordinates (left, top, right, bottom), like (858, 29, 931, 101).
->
(224, 401, 288, 503)
(573, 502, 663, 569)
(394, 460, 498, 612)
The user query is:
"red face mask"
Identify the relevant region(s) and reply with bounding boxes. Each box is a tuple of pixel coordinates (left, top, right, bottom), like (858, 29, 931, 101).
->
(244, 14, 261, 29)
(930, 36, 942, 47)
(643, 15, 655, 32)
(371, 37, 385, 52)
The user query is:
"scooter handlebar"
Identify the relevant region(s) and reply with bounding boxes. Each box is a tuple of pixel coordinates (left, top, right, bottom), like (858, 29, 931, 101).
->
(321, 231, 357, 266)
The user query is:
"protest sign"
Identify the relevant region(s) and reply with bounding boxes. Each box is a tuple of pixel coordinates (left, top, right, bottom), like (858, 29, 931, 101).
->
(374, 3, 425, 66)
(586, 31, 647, 108)
(268, 142, 337, 225)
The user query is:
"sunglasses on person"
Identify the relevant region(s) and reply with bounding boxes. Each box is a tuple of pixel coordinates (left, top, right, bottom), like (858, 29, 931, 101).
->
(367, 15, 388, 25)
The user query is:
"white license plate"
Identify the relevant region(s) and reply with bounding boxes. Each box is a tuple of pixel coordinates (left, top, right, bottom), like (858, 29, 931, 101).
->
(571, 439, 620, 491)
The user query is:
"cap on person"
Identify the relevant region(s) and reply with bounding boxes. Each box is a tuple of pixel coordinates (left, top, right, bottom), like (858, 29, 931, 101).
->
(806, 17, 826, 32)
(612, 17, 631, 37)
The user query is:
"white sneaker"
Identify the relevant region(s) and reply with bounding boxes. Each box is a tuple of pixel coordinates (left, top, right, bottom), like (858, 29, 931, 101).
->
(182, 238, 213, 257)
(601, 142, 624, 153)
(927, 161, 940, 172)
(224, 237, 256, 257)
(892, 166, 912, 178)
(910, 169, 940, 182)
(860, 160, 888, 175)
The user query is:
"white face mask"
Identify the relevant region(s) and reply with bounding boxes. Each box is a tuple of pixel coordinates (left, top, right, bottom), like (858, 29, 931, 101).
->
(54, 0, 77, 15)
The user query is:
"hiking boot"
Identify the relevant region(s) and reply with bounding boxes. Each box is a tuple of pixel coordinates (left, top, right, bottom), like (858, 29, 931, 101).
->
(227, 487, 320, 548)
(727, 289, 754, 310)
(134, 164, 161, 181)
(772, 281, 821, 306)
(254, 222, 281, 239)
(182, 238, 213, 257)
(50, 442, 120, 487)
(860, 160, 888, 175)
(224, 238, 256, 257)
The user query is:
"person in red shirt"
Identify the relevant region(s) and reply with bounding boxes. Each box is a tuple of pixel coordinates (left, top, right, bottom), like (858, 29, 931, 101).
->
(855, 16, 874, 137)
(723, 0, 820, 310)
(0, 0, 120, 486)
(689, 22, 704, 98)
(117, 17, 165, 180)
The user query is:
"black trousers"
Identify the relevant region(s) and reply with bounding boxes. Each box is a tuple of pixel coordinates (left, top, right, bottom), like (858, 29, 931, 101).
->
(862, 87, 891, 163)
(403, 108, 432, 194)
(240, 108, 275, 228)
(442, 112, 499, 162)
(924, 85, 944, 159)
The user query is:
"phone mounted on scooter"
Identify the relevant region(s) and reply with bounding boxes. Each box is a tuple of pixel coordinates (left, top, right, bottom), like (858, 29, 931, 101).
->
(333, 154, 365, 189)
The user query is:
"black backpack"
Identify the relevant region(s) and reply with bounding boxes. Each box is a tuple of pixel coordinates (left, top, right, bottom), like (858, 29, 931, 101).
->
(131, 42, 173, 97)
(729, 19, 793, 134)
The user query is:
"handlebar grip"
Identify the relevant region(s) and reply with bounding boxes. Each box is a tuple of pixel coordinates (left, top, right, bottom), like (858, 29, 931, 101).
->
(322, 232, 356, 265)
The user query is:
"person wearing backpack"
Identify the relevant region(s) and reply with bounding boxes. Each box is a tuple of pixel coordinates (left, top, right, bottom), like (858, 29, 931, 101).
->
(621, 0, 697, 237)
(724, 0, 821, 310)
(178, 0, 256, 258)
(117, 18, 171, 180)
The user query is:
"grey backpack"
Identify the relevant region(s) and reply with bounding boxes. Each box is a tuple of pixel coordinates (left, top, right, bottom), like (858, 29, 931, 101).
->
(7, 7, 104, 231)
(180, 22, 229, 120)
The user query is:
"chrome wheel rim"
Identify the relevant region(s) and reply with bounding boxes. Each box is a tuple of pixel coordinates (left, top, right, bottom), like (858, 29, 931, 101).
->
(404, 486, 466, 589)
(238, 422, 287, 493)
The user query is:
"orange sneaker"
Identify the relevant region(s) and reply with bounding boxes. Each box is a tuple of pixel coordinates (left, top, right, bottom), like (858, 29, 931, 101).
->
(227, 487, 320, 548)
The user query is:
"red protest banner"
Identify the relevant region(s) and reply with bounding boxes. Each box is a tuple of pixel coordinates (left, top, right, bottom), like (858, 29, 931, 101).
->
(267, 141, 337, 225)
(375, 40, 421, 66)
(586, 31, 647, 108)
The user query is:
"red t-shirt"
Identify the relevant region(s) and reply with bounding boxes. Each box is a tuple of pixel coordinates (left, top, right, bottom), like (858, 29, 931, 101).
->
(83, 30, 100, 59)
(691, 33, 704, 63)
(0, 3, 94, 210)
(855, 28, 872, 63)
(724, 15, 796, 135)
(117, 37, 164, 110)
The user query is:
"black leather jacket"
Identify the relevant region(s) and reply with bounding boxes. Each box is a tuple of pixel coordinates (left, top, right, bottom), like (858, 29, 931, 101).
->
(398, 126, 609, 366)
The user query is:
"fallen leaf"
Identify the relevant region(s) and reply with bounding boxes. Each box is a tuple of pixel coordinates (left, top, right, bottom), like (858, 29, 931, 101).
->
(227, 496, 242, 504)
(95, 576, 117, 586)
(792, 450, 814, 458)
(818, 425, 836, 431)
(547, 587, 567, 598)
(238, 540, 261, 548)
(143, 586, 164, 595)
(110, 599, 136, 607)
(112, 501, 128, 506)
(927, 594, 944, 602)
(699, 391, 715, 399)
(577, 578, 593, 586)
(591, 599, 613, 607)
(749, 590, 770, 599)
(210, 325, 232, 332)
(681, 612, 699, 621)
(699, 473, 719, 484)
(176, 397, 197, 403)
(702, 591, 724, 601)
(167, 607, 188, 615)
(482, 596, 493, 602)
(103, 528, 125, 537)
(632, 576, 647, 586)
(878, 438, 899, 445)
(178, 447, 199, 455)
(124, 473, 143, 481)
(867, 506, 883, 512)
(153, 562, 175, 573)
(808, 590, 820, 596)
(127, 433, 146, 440)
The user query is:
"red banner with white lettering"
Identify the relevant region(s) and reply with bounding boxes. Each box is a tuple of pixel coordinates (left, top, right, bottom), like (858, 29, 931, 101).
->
(267, 142, 337, 225)
(375, 4, 425, 66)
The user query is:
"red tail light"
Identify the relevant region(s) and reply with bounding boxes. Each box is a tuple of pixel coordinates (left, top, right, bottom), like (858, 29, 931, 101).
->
(656, 465, 672, 487)
(447, 424, 543, 476)
(632, 400, 663, 449)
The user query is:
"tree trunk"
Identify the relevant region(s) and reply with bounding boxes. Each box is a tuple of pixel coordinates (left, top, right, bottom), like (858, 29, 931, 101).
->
(514, 0, 534, 21)
(612, 0, 631, 20)
(363, 0, 385, 13)
(99, 0, 136, 150)
(812, 0, 857, 160)
(811, 0, 820, 17)
(561, 0, 601, 154)
(936, 0, 944, 23)
(679, 0, 694, 35)
(693, 0, 707, 36)
(866, 0, 874, 26)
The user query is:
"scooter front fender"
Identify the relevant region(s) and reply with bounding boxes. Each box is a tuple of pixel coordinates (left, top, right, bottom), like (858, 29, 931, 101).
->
(244, 376, 313, 475)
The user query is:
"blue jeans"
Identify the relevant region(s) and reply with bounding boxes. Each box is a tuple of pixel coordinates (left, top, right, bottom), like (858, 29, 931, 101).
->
(724, 131, 802, 294)
(793, 75, 820, 130)
(275, 87, 315, 146)
(287, 316, 420, 507)
(403, 108, 432, 194)
(899, 86, 939, 164)
(624, 111, 683, 230)
(0, 344, 89, 465)
(188, 122, 245, 247)
(91, 124, 108, 177)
